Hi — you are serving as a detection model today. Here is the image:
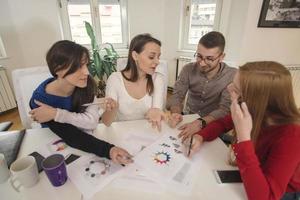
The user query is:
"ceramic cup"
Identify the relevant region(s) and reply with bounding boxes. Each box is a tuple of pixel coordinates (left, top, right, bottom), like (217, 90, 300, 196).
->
(0, 153, 10, 183)
(42, 154, 67, 187)
(10, 156, 39, 191)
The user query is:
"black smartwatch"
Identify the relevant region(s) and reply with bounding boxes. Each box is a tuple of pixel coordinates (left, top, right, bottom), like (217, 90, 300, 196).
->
(197, 118, 207, 128)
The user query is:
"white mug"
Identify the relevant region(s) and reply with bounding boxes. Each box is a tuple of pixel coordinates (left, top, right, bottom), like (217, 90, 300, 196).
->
(0, 153, 10, 183)
(10, 156, 39, 192)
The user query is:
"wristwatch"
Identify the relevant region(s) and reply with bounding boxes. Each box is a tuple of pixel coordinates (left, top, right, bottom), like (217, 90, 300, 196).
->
(197, 117, 207, 128)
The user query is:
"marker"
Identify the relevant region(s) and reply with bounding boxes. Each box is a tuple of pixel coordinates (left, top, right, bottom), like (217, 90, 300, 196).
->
(187, 135, 193, 157)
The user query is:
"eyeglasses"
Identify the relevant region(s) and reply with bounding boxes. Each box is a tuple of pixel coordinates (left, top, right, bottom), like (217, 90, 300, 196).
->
(194, 52, 223, 64)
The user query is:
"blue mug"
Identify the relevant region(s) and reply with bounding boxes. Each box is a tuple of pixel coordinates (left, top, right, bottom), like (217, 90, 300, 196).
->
(42, 154, 67, 187)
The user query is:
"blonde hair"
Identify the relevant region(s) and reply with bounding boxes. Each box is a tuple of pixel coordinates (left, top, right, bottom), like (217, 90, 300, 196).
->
(229, 61, 300, 165)
(240, 61, 300, 142)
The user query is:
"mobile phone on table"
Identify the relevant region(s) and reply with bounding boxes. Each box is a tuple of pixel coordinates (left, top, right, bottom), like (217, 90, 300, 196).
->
(213, 170, 242, 184)
(65, 154, 80, 165)
(29, 151, 45, 173)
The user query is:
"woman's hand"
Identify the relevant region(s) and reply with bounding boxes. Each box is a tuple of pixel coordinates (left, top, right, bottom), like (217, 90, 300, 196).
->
(146, 108, 164, 132)
(229, 89, 252, 143)
(182, 134, 204, 158)
(29, 100, 57, 123)
(109, 146, 133, 165)
(103, 98, 118, 112)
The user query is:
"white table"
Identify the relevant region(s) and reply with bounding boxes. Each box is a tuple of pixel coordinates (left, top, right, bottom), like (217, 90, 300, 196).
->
(1, 115, 247, 200)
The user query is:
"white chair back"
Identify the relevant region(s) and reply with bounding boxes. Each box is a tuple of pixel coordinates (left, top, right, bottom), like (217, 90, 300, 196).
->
(116, 58, 168, 108)
(12, 66, 51, 129)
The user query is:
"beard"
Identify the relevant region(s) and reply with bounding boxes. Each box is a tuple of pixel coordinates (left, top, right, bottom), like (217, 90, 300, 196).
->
(198, 63, 220, 74)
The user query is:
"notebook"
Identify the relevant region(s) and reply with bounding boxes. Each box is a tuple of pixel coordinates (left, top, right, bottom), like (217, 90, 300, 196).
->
(0, 129, 26, 167)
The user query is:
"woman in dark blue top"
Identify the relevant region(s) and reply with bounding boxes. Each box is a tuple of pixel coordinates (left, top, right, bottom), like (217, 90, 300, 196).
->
(29, 40, 132, 165)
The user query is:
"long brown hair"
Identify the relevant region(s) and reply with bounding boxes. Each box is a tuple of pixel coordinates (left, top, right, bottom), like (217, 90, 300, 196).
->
(239, 61, 300, 144)
(46, 40, 97, 112)
(121, 33, 161, 95)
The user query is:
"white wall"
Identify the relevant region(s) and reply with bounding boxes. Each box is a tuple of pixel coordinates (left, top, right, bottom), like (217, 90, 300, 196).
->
(127, 0, 181, 87)
(239, 0, 300, 65)
(0, 0, 62, 87)
(1, 0, 300, 90)
(127, 0, 165, 40)
(224, 0, 300, 66)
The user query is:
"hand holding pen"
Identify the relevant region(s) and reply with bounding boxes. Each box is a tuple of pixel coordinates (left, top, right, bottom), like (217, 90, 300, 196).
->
(187, 135, 193, 157)
(185, 134, 204, 158)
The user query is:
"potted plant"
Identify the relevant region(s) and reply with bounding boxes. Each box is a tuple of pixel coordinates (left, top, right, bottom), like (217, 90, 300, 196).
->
(84, 21, 119, 97)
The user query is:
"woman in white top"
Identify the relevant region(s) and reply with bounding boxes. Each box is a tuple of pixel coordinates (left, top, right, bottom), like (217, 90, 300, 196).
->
(102, 34, 165, 130)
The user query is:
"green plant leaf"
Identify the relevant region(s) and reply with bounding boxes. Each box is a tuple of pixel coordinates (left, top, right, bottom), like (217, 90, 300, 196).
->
(84, 21, 97, 50)
(88, 64, 97, 77)
(103, 47, 113, 57)
(93, 52, 104, 80)
(84, 23, 119, 81)
(106, 43, 118, 55)
(103, 61, 111, 77)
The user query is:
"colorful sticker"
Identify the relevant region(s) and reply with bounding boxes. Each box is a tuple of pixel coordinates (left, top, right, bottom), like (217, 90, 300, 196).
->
(153, 151, 171, 165)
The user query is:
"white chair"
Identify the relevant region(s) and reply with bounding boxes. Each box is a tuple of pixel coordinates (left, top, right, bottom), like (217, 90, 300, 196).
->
(116, 58, 168, 108)
(12, 66, 52, 129)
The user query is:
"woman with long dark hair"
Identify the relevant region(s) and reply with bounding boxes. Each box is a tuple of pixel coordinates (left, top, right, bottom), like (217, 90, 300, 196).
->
(102, 34, 165, 130)
(29, 40, 132, 165)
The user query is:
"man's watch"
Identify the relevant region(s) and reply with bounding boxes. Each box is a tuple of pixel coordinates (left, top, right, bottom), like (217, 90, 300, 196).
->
(197, 118, 207, 128)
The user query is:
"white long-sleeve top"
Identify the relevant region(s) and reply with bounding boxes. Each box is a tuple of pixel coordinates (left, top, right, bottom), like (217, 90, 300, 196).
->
(54, 97, 101, 135)
(105, 71, 165, 121)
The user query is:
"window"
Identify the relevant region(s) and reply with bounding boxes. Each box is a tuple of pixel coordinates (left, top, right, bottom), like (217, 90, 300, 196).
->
(58, 0, 128, 49)
(0, 36, 7, 58)
(181, 0, 223, 50)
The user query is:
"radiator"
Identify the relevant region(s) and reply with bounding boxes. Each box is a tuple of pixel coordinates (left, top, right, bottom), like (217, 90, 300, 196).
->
(175, 57, 193, 80)
(287, 66, 300, 108)
(0, 67, 16, 112)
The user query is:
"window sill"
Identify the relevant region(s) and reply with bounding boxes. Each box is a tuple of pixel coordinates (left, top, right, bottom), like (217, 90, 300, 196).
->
(176, 49, 194, 59)
(115, 49, 129, 57)
(0, 56, 9, 61)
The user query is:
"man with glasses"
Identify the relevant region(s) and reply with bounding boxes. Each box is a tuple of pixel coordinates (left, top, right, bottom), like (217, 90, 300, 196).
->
(167, 31, 237, 141)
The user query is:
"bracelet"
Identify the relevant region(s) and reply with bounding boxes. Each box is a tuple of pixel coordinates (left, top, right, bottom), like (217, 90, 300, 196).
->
(197, 117, 207, 128)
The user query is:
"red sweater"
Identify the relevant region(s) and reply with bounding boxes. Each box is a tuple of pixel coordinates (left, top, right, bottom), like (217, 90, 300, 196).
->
(197, 115, 300, 200)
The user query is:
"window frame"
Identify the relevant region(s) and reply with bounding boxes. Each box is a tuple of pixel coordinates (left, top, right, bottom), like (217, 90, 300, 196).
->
(58, 0, 129, 49)
(0, 36, 7, 59)
(181, 0, 223, 51)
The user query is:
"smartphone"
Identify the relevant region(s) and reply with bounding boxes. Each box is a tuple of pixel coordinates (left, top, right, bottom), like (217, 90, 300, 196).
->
(29, 151, 45, 173)
(213, 170, 242, 184)
(65, 154, 80, 165)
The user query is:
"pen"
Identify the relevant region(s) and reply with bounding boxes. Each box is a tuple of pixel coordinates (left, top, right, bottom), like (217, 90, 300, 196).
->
(187, 135, 193, 157)
(82, 101, 105, 106)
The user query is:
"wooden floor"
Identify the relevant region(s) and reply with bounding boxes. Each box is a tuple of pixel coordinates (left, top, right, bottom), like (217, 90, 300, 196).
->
(0, 108, 24, 130)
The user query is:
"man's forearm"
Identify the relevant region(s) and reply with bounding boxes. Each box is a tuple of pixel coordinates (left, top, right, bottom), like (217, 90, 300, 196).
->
(202, 115, 216, 124)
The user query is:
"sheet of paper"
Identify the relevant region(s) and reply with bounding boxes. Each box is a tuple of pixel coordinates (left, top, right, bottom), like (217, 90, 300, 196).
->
(111, 165, 165, 194)
(37, 136, 73, 158)
(68, 154, 125, 199)
(111, 127, 164, 193)
(133, 128, 196, 194)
